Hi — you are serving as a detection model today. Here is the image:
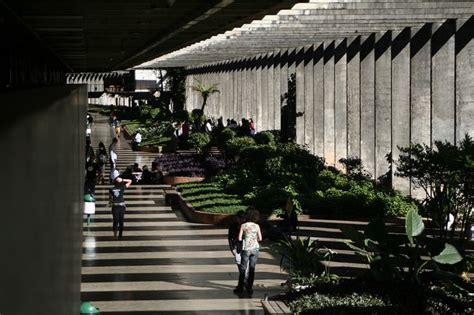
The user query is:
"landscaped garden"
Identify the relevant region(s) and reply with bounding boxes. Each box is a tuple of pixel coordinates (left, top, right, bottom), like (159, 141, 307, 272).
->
(96, 70, 473, 313)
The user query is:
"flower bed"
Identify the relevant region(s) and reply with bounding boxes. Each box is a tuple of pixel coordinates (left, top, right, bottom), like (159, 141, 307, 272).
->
(154, 154, 228, 178)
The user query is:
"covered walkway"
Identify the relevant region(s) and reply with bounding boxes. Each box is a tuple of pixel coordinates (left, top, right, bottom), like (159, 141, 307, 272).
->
(82, 114, 286, 314)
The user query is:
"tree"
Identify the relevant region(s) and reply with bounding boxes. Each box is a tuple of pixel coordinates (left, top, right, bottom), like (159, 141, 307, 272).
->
(396, 134, 474, 247)
(191, 79, 220, 113)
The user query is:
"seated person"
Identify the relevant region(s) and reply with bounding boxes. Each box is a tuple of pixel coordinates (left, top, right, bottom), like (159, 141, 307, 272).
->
(132, 131, 142, 151)
(132, 163, 142, 172)
(121, 166, 136, 183)
(140, 165, 152, 184)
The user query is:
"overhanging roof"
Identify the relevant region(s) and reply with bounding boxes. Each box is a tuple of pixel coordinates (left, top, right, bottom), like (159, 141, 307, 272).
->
(136, 0, 474, 68)
(1, 0, 303, 72)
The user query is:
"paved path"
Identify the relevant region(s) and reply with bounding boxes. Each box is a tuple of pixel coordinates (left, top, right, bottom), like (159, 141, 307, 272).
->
(82, 113, 287, 314)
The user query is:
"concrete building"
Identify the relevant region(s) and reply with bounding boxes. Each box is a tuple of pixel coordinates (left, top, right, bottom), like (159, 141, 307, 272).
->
(0, 0, 473, 313)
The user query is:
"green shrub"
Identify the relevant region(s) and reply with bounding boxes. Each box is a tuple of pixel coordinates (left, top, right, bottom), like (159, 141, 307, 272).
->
(198, 205, 247, 214)
(254, 131, 275, 145)
(188, 132, 211, 154)
(243, 184, 288, 213)
(310, 169, 418, 217)
(215, 128, 236, 150)
(224, 136, 256, 158)
(289, 292, 389, 315)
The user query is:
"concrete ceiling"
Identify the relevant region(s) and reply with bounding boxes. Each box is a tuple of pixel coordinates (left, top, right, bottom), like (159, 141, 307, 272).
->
(1, 0, 303, 72)
(137, 0, 474, 68)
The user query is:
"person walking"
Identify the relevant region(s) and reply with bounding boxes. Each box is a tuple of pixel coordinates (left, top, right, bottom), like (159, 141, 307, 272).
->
(109, 138, 118, 171)
(109, 170, 132, 239)
(228, 211, 246, 271)
(96, 142, 108, 184)
(234, 208, 262, 294)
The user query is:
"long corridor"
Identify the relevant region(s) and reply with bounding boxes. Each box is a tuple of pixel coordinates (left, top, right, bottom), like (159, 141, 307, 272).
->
(81, 113, 287, 314)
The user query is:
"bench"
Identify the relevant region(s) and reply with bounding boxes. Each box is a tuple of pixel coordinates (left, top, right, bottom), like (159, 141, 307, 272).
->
(262, 300, 292, 315)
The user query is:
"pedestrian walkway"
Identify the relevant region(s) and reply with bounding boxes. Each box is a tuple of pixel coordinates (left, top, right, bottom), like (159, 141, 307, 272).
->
(82, 112, 287, 314)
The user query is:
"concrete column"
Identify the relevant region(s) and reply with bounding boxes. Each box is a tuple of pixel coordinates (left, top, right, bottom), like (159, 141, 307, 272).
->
(243, 62, 252, 118)
(261, 54, 269, 130)
(296, 47, 305, 145)
(410, 24, 432, 146)
(375, 31, 392, 179)
(249, 61, 257, 125)
(335, 39, 347, 168)
(360, 34, 376, 177)
(0, 86, 85, 315)
(280, 50, 289, 132)
(456, 18, 474, 141)
(185, 75, 191, 111)
(324, 41, 335, 166)
(313, 43, 325, 157)
(236, 63, 243, 121)
(224, 69, 229, 120)
(432, 20, 456, 144)
(256, 55, 263, 132)
(304, 45, 314, 153)
(232, 68, 238, 120)
(347, 37, 361, 159)
(288, 48, 296, 77)
(392, 28, 411, 194)
(273, 50, 282, 132)
(268, 53, 275, 130)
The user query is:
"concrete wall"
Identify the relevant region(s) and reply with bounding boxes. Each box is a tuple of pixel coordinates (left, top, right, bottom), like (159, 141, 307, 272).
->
(185, 18, 474, 193)
(0, 85, 86, 315)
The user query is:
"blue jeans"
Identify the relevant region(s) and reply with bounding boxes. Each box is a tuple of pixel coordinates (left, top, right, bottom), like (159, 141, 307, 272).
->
(238, 249, 259, 289)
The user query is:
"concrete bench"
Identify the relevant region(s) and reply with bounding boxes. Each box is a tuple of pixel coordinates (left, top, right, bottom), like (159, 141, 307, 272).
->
(262, 300, 292, 315)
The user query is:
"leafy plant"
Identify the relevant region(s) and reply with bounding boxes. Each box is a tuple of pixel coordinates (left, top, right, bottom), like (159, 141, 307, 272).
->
(188, 132, 210, 154)
(224, 136, 256, 159)
(338, 157, 372, 180)
(396, 134, 474, 246)
(341, 209, 463, 284)
(289, 292, 389, 315)
(191, 79, 220, 113)
(215, 127, 236, 150)
(274, 236, 326, 278)
(254, 131, 275, 146)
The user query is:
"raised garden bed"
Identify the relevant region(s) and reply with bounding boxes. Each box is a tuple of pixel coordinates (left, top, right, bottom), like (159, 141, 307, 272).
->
(163, 175, 205, 185)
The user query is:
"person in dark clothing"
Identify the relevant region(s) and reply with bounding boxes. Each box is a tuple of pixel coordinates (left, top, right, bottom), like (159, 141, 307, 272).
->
(85, 138, 95, 163)
(228, 210, 246, 271)
(96, 142, 108, 184)
(85, 158, 98, 195)
(109, 170, 132, 239)
(140, 165, 152, 184)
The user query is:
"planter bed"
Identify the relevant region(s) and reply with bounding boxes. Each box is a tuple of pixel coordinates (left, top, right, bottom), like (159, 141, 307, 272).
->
(163, 175, 205, 185)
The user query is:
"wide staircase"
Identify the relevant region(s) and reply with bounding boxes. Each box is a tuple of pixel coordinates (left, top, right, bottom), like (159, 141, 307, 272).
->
(81, 112, 286, 314)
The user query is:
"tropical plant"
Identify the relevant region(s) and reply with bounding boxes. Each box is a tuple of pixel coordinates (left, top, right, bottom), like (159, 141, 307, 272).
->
(274, 236, 327, 278)
(191, 79, 220, 113)
(396, 134, 474, 246)
(341, 209, 463, 284)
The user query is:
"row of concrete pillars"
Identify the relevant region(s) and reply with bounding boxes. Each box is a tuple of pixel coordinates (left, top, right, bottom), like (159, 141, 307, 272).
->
(185, 18, 474, 195)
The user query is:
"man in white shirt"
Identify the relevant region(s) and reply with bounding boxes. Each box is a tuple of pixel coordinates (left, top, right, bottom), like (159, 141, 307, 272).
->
(132, 131, 142, 151)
